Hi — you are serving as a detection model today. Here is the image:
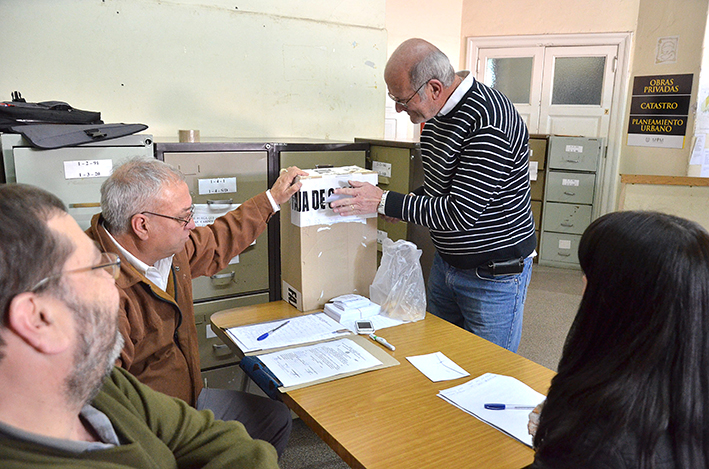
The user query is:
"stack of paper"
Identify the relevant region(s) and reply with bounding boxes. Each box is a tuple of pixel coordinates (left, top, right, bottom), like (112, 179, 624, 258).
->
(323, 294, 381, 322)
(438, 373, 546, 447)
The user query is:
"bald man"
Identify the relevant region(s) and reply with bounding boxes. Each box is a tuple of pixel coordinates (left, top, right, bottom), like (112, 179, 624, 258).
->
(332, 38, 536, 352)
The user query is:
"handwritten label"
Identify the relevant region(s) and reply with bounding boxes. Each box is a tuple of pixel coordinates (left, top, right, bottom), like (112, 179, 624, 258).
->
(198, 177, 237, 195)
(63, 159, 113, 179)
(562, 178, 580, 187)
(565, 145, 584, 153)
(372, 161, 392, 178)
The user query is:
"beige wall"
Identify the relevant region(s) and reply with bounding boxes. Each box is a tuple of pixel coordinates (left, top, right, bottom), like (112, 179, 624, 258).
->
(461, 0, 639, 37)
(620, 0, 708, 176)
(385, 0, 464, 66)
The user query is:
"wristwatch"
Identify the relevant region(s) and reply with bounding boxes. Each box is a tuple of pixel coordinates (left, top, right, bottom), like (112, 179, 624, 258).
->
(378, 190, 389, 215)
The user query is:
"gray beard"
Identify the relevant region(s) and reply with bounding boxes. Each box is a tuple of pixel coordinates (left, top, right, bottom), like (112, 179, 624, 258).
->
(56, 285, 124, 407)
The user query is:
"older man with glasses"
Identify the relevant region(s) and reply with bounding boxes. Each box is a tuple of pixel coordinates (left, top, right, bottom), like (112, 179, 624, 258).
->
(85, 157, 306, 458)
(0, 184, 279, 468)
(331, 38, 536, 353)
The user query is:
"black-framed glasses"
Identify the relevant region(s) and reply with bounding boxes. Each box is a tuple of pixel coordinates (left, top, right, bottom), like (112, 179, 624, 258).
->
(30, 252, 121, 292)
(387, 79, 430, 108)
(140, 204, 195, 227)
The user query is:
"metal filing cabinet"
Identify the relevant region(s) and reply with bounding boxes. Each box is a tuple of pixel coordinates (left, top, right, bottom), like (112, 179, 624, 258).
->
(1, 133, 154, 230)
(528, 135, 549, 261)
(539, 136, 603, 268)
(155, 142, 276, 387)
(354, 138, 435, 285)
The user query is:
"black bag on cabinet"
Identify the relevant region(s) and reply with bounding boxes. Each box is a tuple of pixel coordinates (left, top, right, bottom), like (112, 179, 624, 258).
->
(1, 91, 148, 149)
(0, 91, 102, 131)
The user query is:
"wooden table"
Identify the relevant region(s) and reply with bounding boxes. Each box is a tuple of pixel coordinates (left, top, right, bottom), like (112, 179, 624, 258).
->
(211, 301, 554, 469)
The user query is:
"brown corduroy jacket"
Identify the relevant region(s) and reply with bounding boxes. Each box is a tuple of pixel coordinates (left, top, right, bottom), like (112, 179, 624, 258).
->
(86, 192, 274, 406)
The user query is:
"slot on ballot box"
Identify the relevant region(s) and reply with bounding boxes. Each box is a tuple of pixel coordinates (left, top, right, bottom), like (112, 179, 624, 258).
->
(281, 166, 378, 311)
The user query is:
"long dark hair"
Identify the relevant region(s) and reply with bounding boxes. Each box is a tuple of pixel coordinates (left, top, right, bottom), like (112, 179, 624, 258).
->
(533, 211, 709, 468)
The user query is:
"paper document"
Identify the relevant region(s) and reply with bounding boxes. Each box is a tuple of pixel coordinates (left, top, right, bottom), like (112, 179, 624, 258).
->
(406, 352, 469, 382)
(226, 312, 351, 353)
(258, 338, 383, 387)
(438, 373, 546, 447)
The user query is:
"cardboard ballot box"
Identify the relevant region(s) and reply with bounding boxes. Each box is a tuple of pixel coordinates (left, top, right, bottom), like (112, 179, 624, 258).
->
(281, 166, 378, 311)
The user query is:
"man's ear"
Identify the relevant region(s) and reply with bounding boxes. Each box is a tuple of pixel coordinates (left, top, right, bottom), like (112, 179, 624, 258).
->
(130, 214, 151, 241)
(428, 79, 444, 100)
(7, 292, 71, 355)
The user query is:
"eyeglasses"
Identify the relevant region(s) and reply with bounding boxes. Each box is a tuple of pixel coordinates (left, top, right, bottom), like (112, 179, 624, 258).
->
(387, 79, 430, 108)
(140, 204, 195, 227)
(30, 252, 121, 292)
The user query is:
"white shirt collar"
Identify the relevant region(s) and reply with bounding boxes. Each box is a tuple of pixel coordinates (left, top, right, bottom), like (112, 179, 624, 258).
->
(103, 225, 173, 292)
(438, 71, 474, 117)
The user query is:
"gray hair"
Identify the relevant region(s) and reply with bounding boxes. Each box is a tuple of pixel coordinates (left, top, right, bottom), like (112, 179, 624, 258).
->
(411, 48, 456, 96)
(101, 157, 185, 234)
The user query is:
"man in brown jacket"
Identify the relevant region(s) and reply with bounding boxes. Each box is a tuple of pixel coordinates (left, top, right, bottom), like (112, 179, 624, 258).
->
(86, 158, 305, 457)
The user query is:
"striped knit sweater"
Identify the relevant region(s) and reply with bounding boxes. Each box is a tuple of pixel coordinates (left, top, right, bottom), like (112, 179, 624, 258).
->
(385, 77, 536, 269)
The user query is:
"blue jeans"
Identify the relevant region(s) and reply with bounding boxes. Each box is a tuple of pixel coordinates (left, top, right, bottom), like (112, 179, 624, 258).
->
(427, 252, 533, 352)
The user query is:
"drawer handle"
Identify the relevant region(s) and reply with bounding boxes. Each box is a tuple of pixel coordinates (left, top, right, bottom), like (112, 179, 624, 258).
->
(207, 198, 234, 205)
(560, 223, 574, 227)
(564, 159, 579, 163)
(557, 252, 571, 257)
(212, 343, 229, 351)
(563, 191, 576, 196)
(210, 271, 235, 286)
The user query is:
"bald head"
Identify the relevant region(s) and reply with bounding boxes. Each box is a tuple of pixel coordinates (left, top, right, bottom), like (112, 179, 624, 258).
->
(385, 38, 455, 91)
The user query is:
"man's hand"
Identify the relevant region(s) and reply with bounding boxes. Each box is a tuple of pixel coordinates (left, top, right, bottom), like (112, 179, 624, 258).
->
(331, 180, 383, 216)
(270, 166, 308, 205)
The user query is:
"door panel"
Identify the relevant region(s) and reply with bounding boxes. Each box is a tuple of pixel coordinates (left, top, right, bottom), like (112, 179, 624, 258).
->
(477, 47, 543, 131)
(539, 45, 617, 138)
(476, 44, 617, 142)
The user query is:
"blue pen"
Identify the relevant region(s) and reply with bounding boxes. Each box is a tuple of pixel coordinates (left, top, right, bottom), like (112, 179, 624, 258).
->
(256, 320, 290, 341)
(484, 403, 536, 410)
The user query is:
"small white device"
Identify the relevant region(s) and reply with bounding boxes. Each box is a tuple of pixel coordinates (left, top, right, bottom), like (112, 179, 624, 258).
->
(355, 319, 375, 334)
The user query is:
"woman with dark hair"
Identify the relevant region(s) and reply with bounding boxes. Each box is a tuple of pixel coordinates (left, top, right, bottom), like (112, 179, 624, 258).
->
(526, 211, 709, 469)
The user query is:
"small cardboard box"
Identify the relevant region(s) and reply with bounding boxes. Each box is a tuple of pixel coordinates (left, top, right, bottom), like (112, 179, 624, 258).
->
(281, 166, 378, 311)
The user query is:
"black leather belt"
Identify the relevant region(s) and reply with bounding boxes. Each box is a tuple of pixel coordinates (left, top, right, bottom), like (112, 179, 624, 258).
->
(477, 258, 525, 276)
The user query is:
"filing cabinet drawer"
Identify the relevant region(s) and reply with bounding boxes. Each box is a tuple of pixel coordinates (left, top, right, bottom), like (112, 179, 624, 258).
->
(542, 202, 592, 235)
(540, 232, 581, 265)
(531, 200, 542, 229)
(547, 136, 601, 172)
(546, 171, 595, 204)
(529, 136, 548, 171)
(194, 292, 270, 370)
(530, 173, 545, 201)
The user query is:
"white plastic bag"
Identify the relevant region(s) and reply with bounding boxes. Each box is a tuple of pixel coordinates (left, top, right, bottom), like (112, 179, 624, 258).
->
(369, 238, 426, 322)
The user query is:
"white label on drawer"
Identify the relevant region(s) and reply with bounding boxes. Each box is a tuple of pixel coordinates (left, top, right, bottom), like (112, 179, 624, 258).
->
(206, 325, 217, 339)
(63, 159, 113, 179)
(558, 239, 572, 250)
(529, 161, 538, 181)
(562, 178, 580, 186)
(377, 229, 389, 245)
(372, 161, 392, 178)
(198, 177, 237, 195)
(565, 145, 584, 153)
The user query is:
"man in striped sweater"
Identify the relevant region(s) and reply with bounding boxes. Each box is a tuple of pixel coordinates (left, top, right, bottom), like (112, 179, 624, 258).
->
(333, 38, 536, 352)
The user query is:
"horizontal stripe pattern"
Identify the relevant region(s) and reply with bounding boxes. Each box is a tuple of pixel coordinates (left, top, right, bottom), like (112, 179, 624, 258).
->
(401, 79, 535, 267)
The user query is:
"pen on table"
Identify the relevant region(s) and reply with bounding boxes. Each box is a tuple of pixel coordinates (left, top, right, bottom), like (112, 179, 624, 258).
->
(257, 320, 290, 341)
(369, 333, 395, 351)
(484, 403, 537, 410)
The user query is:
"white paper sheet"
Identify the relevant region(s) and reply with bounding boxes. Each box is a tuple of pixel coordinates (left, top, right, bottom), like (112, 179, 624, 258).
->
(438, 373, 546, 447)
(258, 337, 383, 387)
(225, 312, 352, 353)
(406, 352, 470, 382)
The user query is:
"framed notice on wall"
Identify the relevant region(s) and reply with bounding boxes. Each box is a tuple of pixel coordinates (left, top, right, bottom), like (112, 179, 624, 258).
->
(627, 74, 693, 149)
